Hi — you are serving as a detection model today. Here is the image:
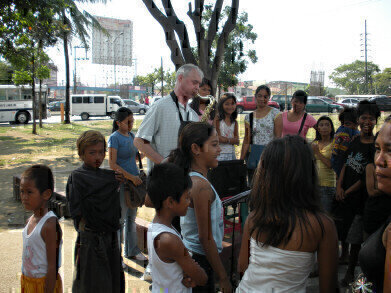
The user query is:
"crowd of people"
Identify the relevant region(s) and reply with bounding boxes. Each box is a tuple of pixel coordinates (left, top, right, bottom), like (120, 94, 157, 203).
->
(18, 63, 391, 292)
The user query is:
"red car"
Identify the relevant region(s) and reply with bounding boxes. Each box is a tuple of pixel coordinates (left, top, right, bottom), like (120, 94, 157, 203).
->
(236, 96, 280, 113)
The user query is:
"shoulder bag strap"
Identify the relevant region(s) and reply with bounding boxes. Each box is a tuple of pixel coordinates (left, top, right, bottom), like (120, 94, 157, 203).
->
(298, 113, 307, 135)
(136, 152, 143, 171)
(249, 112, 254, 145)
(130, 132, 143, 171)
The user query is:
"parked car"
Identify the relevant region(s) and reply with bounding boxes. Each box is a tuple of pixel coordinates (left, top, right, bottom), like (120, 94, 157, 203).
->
(339, 98, 359, 108)
(270, 95, 293, 111)
(123, 99, 149, 114)
(150, 96, 162, 106)
(48, 100, 65, 111)
(236, 96, 280, 113)
(319, 97, 345, 107)
(369, 96, 391, 111)
(306, 97, 343, 113)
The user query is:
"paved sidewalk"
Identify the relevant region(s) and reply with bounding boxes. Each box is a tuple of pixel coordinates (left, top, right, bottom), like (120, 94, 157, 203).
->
(0, 219, 151, 293)
(0, 216, 355, 293)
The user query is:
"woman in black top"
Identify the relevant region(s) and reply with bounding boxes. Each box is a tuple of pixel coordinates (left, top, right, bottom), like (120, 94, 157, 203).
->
(359, 116, 391, 291)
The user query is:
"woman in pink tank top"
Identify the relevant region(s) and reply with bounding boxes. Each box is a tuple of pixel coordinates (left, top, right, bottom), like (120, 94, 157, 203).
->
(282, 90, 317, 138)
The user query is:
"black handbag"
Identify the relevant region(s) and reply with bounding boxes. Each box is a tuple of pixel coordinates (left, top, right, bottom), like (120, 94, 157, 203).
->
(124, 152, 147, 208)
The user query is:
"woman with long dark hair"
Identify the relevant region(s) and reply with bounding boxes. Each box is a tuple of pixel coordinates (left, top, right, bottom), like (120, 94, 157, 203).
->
(237, 135, 338, 292)
(281, 90, 317, 138)
(240, 85, 282, 185)
(216, 93, 239, 161)
(108, 107, 146, 265)
(359, 116, 391, 292)
(312, 116, 336, 213)
(168, 122, 232, 293)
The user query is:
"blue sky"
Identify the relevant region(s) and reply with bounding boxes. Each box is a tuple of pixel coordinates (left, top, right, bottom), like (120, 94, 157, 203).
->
(48, 0, 391, 88)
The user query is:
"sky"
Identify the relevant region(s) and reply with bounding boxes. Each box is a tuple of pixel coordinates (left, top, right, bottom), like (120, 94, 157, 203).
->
(47, 0, 391, 88)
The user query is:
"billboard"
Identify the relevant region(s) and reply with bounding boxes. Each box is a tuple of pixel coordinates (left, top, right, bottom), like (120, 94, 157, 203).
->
(92, 16, 133, 66)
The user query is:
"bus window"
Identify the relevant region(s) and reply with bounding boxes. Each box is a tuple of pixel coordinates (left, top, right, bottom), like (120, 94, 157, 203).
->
(94, 96, 104, 103)
(82, 96, 90, 103)
(72, 96, 82, 103)
(0, 89, 6, 101)
(8, 88, 20, 100)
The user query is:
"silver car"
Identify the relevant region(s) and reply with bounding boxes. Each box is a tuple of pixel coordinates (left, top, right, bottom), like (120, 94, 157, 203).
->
(123, 99, 149, 114)
(340, 98, 359, 108)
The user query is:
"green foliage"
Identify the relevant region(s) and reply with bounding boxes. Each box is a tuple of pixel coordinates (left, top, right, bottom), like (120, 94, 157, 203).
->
(329, 60, 380, 94)
(373, 68, 391, 95)
(0, 61, 13, 84)
(202, 7, 257, 90)
(133, 68, 176, 94)
(12, 69, 32, 85)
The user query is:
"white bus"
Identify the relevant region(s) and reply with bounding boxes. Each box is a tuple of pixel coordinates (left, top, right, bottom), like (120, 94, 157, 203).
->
(71, 94, 125, 120)
(0, 84, 48, 124)
(335, 94, 387, 102)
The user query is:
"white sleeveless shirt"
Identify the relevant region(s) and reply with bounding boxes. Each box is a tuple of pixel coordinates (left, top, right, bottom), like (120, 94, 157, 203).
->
(218, 120, 236, 155)
(236, 238, 315, 293)
(147, 222, 191, 293)
(22, 211, 62, 278)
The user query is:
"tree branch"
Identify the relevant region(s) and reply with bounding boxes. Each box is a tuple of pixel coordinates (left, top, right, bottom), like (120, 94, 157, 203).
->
(162, 0, 196, 65)
(141, 0, 185, 69)
(211, 0, 239, 89)
(187, 0, 204, 53)
(206, 0, 223, 50)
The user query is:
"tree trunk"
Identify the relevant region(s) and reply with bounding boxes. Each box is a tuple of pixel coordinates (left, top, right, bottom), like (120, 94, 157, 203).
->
(63, 12, 71, 124)
(39, 79, 42, 128)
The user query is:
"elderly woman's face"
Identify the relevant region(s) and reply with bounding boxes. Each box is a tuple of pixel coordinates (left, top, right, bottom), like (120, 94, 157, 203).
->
(375, 122, 391, 195)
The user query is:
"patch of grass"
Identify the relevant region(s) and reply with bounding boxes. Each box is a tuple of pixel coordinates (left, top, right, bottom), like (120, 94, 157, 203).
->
(0, 136, 17, 141)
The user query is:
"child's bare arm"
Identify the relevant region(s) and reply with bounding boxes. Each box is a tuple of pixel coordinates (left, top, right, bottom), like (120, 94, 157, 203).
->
(232, 121, 239, 145)
(317, 215, 338, 293)
(192, 180, 232, 292)
(154, 232, 207, 286)
(240, 123, 251, 160)
(41, 217, 61, 293)
(108, 147, 141, 185)
(345, 180, 362, 196)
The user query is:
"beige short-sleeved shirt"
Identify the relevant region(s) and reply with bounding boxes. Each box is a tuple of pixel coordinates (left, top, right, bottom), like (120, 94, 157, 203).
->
(136, 94, 198, 171)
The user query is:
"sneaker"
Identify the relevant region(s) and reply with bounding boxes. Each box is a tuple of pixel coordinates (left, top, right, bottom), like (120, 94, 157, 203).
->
(130, 253, 148, 261)
(141, 271, 152, 282)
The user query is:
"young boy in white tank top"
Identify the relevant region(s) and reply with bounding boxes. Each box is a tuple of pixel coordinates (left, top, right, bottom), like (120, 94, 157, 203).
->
(20, 165, 63, 292)
(146, 163, 207, 292)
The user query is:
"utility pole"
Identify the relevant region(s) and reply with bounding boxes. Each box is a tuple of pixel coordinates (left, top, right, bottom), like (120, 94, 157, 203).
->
(365, 20, 368, 93)
(73, 46, 88, 94)
(361, 20, 369, 93)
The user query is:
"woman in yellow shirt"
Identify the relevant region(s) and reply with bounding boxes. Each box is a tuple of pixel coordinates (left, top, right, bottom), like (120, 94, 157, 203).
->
(312, 116, 336, 213)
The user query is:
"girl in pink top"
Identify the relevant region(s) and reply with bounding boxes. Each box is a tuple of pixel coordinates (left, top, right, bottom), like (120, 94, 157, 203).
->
(282, 90, 317, 138)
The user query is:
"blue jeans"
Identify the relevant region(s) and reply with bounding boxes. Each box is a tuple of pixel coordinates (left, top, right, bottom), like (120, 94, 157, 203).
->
(319, 186, 335, 214)
(119, 185, 141, 257)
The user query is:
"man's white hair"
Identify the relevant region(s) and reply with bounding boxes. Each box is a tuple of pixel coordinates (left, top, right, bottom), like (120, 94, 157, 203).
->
(176, 64, 204, 82)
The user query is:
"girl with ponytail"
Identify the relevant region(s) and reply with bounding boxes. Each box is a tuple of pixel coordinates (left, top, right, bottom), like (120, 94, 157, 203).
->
(167, 122, 232, 293)
(108, 107, 147, 263)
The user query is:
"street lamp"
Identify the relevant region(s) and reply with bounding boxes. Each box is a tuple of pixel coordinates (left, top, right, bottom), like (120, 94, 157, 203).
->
(113, 32, 123, 93)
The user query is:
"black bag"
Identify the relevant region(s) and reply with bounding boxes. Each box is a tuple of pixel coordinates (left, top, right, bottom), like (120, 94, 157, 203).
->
(124, 152, 147, 208)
